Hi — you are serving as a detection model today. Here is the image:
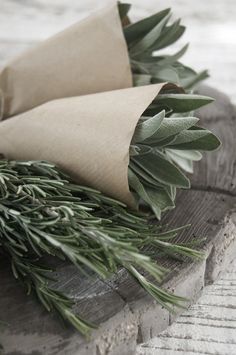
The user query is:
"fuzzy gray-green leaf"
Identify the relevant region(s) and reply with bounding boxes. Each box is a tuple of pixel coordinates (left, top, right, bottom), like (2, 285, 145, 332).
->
(154, 94, 214, 112)
(132, 151, 190, 188)
(133, 110, 165, 143)
(145, 117, 199, 144)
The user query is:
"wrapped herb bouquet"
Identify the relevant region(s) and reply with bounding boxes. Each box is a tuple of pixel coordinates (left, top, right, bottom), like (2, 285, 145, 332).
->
(120, 3, 208, 90)
(0, 1, 220, 341)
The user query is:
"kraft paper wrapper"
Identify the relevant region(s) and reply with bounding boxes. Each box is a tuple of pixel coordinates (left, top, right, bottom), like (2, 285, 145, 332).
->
(0, 84, 165, 207)
(0, 2, 132, 119)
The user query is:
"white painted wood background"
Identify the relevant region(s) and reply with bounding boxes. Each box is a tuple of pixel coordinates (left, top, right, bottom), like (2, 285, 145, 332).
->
(0, 1, 235, 354)
(137, 260, 236, 355)
(0, 0, 236, 102)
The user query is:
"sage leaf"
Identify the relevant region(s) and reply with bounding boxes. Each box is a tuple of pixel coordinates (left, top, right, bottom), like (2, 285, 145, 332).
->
(169, 131, 221, 151)
(130, 13, 171, 56)
(154, 94, 214, 112)
(144, 117, 199, 144)
(132, 151, 190, 188)
(124, 8, 171, 44)
(133, 110, 165, 143)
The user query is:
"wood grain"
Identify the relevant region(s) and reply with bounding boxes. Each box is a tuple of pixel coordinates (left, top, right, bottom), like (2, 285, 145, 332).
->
(193, 85, 236, 194)
(137, 261, 236, 355)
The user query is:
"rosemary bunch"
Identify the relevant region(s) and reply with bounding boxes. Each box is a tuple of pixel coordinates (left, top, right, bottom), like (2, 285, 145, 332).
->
(0, 160, 201, 335)
(119, 3, 208, 89)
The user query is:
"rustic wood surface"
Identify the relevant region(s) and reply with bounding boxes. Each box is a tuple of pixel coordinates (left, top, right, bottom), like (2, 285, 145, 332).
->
(0, 1, 236, 354)
(137, 259, 236, 355)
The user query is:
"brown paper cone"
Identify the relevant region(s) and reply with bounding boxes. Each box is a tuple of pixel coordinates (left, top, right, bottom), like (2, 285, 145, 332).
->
(0, 2, 132, 119)
(0, 84, 165, 207)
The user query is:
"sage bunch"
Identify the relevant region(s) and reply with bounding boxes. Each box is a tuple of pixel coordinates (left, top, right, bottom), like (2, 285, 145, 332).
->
(119, 3, 208, 89)
(128, 87, 221, 219)
(119, 5, 221, 217)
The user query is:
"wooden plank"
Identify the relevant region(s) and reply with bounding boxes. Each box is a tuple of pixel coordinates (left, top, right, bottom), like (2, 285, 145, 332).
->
(105, 189, 235, 301)
(137, 261, 236, 355)
(193, 86, 236, 194)
(138, 339, 236, 355)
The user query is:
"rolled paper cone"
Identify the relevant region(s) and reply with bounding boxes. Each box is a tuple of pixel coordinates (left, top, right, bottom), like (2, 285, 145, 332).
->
(0, 2, 132, 119)
(0, 84, 165, 207)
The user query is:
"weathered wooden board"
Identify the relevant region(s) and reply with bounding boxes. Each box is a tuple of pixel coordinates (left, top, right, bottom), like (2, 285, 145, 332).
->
(136, 260, 236, 355)
(193, 86, 236, 194)
(0, 87, 236, 355)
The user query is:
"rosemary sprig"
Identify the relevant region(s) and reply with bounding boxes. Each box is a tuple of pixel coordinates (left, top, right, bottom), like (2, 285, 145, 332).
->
(0, 160, 201, 335)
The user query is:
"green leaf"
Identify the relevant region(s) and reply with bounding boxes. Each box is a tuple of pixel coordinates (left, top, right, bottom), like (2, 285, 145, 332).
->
(129, 160, 164, 188)
(152, 66, 180, 84)
(169, 130, 221, 151)
(127, 7, 208, 91)
(130, 12, 171, 56)
(151, 20, 185, 51)
(150, 135, 178, 147)
(171, 129, 211, 144)
(124, 8, 171, 44)
(132, 151, 190, 188)
(131, 60, 149, 74)
(166, 150, 193, 173)
(146, 186, 175, 217)
(128, 169, 174, 219)
(154, 94, 214, 112)
(129, 169, 161, 218)
(145, 116, 199, 144)
(157, 44, 189, 66)
(133, 74, 152, 86)
(133, 110, 165, 143)
(181, 70, 209, 90)
(166, 149, 202, 161)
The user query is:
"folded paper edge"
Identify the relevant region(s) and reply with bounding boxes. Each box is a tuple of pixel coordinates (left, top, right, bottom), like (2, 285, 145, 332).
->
(0, 83, 168, 210)
(0, 89, 3, 120)
(0, 1, 133, 119)
(124, 83, 167, 208)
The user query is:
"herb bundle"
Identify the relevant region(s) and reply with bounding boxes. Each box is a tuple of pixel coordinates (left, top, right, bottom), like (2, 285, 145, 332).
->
(128, 86, 220, 219)
(0, 160, 201, 336)
(119, 4, 221, 217)
(0, 3, 221, 342)
(120, 3, 208, 89)
(0, 84, 220, 220)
